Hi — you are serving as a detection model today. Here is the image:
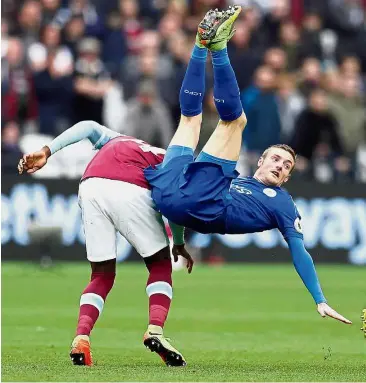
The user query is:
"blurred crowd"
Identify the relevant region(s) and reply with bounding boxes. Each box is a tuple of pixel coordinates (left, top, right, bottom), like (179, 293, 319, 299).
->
(2, 0, 366, 182)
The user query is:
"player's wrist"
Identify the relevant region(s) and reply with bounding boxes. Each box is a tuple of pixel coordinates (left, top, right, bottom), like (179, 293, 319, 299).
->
(316, 300, 327, 305)
(173, 242, 185, 247)
(41, 146, 51, 158)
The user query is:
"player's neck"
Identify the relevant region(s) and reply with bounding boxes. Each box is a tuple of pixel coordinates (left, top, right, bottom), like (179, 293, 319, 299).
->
(253, 174, 268, 185)
(253, 174, 281, 187)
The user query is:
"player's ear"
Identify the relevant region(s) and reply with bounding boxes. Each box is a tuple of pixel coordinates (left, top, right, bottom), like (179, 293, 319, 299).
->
(257, 156, 264, 167)
(283, 175, 290, 184)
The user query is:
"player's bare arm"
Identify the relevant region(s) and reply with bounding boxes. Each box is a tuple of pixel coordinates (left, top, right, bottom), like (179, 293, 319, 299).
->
(18, 120, 119, 175)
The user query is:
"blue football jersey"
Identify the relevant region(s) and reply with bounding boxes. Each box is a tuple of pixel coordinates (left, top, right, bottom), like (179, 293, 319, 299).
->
(226, 177, 303, 241)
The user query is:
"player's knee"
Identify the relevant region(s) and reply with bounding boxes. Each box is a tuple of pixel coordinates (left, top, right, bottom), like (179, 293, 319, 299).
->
(235, 112, 247, 130)
(144, 246, 171, 267)
(90, 259, 116, 274)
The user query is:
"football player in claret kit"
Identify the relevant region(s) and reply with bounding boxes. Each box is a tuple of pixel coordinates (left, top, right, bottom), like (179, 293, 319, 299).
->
(18, 124, 194, 368)
(144, 6, 352, 325)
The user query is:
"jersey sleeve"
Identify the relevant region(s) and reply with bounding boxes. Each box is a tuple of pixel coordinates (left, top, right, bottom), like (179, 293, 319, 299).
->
(93, 124, 121, 150)
(49, 120, 121, 154)
(273, 194, 303, 241)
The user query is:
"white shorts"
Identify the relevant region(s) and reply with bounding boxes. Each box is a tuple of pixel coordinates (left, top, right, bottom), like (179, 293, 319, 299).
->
(78, 178, 169, 262)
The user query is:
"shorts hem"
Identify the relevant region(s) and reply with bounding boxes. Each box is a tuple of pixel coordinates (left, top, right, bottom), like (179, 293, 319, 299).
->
(87, 254, 116, 262)
(139, 241, 170, 258)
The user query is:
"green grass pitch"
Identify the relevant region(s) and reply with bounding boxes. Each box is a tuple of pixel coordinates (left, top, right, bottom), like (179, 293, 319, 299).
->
(2, 262, 365, 382)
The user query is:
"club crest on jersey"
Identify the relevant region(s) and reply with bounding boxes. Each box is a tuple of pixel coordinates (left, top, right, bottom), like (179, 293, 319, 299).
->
(294, 217, 303, 233)
(263, 188, 277, 197)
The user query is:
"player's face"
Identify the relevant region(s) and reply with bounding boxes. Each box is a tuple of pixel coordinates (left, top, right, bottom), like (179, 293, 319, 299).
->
(256, 148, 295, 186)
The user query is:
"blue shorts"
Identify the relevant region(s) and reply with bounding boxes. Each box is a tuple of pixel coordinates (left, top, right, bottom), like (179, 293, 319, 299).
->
(144, 151, 239, 234)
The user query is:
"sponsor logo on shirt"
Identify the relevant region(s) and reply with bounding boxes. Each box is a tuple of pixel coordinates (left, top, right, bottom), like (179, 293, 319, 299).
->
(231, 184, 252, 195)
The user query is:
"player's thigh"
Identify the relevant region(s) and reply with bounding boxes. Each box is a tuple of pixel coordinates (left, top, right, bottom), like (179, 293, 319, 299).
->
(168, 114, 203, 150)
(79, 181, 117, 262)
(109, 182, 169, 258)
(201, 112, 247, 161)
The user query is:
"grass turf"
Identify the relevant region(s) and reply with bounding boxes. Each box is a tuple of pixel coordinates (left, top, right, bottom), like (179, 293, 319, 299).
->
(2, 262, 365, 382)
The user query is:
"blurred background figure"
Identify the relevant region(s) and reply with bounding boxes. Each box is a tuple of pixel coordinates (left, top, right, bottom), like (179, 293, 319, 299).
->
(276, 73, 305, 143)
(290, 88, 345, 182)
(122, 79, 173, 148)
(1, 0, 365, 181)
(241, 65, 281, 170)
(2, 37, 38, 132)
(1, 121, 23, 174)
(73, 37, 113, 124)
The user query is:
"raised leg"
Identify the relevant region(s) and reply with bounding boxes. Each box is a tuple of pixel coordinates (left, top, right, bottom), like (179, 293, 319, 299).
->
(198, 6, 247, 165)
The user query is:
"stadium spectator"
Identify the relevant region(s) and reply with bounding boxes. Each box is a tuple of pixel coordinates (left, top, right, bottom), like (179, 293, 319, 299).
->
(63, 14, 86, 59)
(102, 10, 127, 76)
(53, 0, 104, 38)
(73, 37, 113, 124)
(1, 121, 23, 174)
(41, 0, 61, 25)
(290, 88, 344, 172)
(279, 20, 301, 72)
(29, 27, 74, 135)
(263, 47, 287, 74)
(119, 0, 144, 55)
(121, 31, 175, 110)
(297, 57, 322, 98)
(261, 0, 291, 47)
(227, 20, 261, 91)
(16, 0, 42, 51)
(122, 79, 174, 148)
(276, 73, 306, 143)
(299, 12, 323, 60)
(327, 76, 366, 156)
(241, 66, 281, 162)
(2, 37, 38, 130)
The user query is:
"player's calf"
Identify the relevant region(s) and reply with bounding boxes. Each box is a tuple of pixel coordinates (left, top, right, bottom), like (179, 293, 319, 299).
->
(200, 111, 247, 162)
(71, 261, 115, 366)
(143, 249, 186, 366)
(168, 114, 203, 150)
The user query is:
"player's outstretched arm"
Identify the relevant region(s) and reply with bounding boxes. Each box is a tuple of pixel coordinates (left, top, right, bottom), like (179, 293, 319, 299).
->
(49, 120, 120, 153)
(287, 237, 352, 325)
(18, 121, 120, 175)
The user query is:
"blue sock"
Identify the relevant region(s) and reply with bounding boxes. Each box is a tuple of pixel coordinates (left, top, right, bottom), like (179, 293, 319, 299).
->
(196, 151, 237, 176)
(211, 48, 243, 121)
(179, 45, 207, 117)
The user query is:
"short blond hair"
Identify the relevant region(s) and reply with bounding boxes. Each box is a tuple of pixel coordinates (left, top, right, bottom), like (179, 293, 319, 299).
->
(262, 144, 297, 171)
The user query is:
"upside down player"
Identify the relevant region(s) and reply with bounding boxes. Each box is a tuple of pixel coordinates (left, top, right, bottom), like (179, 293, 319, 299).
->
(144, 6, 352, 325)
(18, 122, 194, 367)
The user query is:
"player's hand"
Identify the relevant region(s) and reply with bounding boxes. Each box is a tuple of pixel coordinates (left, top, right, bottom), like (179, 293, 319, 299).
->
(317, 303, 352, 324)
(172, 244, 194, 274)
(18, 146, 51, 175)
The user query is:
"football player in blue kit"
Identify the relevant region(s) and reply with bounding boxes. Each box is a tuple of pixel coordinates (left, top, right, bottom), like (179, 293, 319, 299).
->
(144, 6, 352, 325)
